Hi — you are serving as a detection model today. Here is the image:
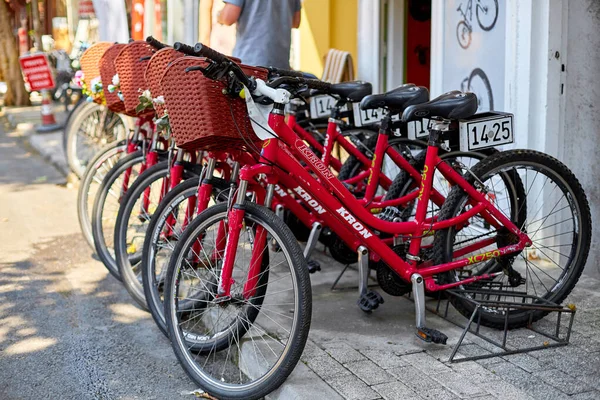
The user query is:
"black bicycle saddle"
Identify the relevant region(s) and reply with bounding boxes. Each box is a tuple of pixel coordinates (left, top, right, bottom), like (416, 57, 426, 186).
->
(360, 84, 429, 112)
(402, 90, 478, 122)
(329, 81, 373, 102)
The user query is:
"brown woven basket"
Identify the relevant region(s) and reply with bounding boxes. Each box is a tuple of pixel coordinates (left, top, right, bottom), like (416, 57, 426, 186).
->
(80, 41, 113, 104)
(160, 57, 268, 151)
(114, 40, 156, 117)
(144, 48, 184, 118)
(99, 43, 126, 113)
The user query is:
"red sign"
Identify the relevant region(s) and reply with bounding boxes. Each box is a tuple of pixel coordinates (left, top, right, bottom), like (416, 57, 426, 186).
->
(19, 54, 55, 92)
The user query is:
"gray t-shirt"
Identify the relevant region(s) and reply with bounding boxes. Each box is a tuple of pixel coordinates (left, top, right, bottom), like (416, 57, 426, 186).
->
(224, 0, 301, 69)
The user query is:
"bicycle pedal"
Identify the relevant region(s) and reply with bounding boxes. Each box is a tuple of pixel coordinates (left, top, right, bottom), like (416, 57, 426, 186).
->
(357, 290, 384, 313)
(415, 327, 448, 345)
(307, 260, 321, 274)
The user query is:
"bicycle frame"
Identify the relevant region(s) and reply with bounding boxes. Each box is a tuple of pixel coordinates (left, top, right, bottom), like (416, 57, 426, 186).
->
(219, 107, 533, 298)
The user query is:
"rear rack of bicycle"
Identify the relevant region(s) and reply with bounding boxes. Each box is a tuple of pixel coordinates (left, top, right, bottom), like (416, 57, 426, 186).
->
(429, 281, 576, 363)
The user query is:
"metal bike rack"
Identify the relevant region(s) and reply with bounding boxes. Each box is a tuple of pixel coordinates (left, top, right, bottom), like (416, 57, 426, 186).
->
(427, 282, 576, 363)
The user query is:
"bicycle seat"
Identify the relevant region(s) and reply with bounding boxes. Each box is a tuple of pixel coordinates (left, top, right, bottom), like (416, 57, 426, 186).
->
(402, 91, 478, 122)
(329, 81, 372, 102)
(360, 84, 429, 112)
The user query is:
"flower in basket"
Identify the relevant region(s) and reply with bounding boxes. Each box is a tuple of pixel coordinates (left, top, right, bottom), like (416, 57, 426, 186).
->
(108, 74, 120, 93)
(156, 111, 170, 133)
(90, 77, 103, 94)
(117, 92, 125, 101)
(136, 89, 154, 113)
(74, 70, 84, 87)
(153, 95, 165, 105)
(86, 96, 94, 102)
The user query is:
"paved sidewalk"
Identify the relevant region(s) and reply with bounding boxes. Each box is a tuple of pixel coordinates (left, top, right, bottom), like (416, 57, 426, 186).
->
(2, 105, 70, 177)
(287, 247, 600, 400)
(2, 106, 600, 399)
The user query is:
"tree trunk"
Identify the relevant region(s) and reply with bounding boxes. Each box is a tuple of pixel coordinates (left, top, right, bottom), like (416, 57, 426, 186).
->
(0, 1, 30, 106)
(30, 0, 43, 51)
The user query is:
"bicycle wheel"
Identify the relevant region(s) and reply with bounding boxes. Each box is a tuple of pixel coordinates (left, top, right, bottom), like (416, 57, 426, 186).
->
(142, 177, 229, 335)
(77, 140, 128, 249)
(476, 0, 498, 31)
(433, 150, 591, 328)
(456, 21, 472, 49)
(164, 202, 311, 400)
(65, 102, 130, 177)
(91, 151, 148, 280)
(114, 161, 197, 309)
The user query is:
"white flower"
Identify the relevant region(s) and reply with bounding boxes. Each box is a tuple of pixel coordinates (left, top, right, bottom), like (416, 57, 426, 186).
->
(112, 74, 120, 86)
(90, 77, 102, 93)
(141, 89, 151, 99)
(153, 95, 165, 105)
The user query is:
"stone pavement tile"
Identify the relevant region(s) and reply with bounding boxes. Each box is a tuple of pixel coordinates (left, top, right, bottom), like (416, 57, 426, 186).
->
(502, 353, 550, 373)
(322, 341, 366, 364)
(400, 351, 453, 373)
(388, 366, 442, 393)
(572, 308, 600, 325)
(475, 356, 506, 366)
(344, 359, 396, 386)
(569, 391, 600, 400)
(305, 354, 351, 380)
(454, 343, 493, 359)
(372, 381, 421, 400)
(419, 386, 460, 400)
(570, 331, 600, 353)
(571, 321, 600, 337)
(326, 374, 382, 400)
(532, 369, 592, 395)
(360, 348, 409, 370)
(430, 371, 490, 398)
(301, 339, 329, 360)
(565, 372, 600, 392)
(486, 361, 567, 400)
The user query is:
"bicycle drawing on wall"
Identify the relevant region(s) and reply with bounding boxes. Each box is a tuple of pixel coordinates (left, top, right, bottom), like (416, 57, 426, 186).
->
(456, 0, 499, 49)
(461, 67, 494, 111)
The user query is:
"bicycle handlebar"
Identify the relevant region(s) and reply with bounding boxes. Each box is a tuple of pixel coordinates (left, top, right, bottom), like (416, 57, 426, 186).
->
(145, 36, 168, 50)
(193, 43, 230, 64)
(173, 42, 197, 56)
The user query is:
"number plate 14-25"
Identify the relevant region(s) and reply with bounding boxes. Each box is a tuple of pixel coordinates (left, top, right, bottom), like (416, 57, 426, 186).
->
(459, 112, 514, 151)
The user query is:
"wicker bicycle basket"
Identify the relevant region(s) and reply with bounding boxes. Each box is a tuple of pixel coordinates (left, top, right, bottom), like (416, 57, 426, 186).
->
(114, 41, 156, 118)
(79, 41, 113, 104)
(144, 48, 185, 118)
(99, 43, 126, 113)
(160, 57, 268, 151)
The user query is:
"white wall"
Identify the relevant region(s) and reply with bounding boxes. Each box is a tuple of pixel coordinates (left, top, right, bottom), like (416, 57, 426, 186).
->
(562, 0, 600, 277)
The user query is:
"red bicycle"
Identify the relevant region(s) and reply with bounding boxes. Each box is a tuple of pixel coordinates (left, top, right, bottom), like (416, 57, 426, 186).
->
(162, 45, 590, 400)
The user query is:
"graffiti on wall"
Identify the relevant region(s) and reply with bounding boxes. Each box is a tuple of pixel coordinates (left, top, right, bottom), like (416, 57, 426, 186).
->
(442, 0, 504, 112)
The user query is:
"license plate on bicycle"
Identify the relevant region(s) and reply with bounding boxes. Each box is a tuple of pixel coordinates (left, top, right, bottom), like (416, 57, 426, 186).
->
(459, 112, 514, 151)
(352, 103, 386, 127)
(309, 95, 337, 118)
(407, 118, 433, 140)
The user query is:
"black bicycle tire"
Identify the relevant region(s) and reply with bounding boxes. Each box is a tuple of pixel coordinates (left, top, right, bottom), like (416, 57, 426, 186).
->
(91, 151, 147, 280)
(164, 202, 311, 400)
(433, 150, 591, 329)
(114, 161, 197, 309)
(477, 0, 499, 31)
(77, 140, 128, 249)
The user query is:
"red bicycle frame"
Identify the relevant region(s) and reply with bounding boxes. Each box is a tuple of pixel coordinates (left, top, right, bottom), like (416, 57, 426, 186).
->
(218, 108, 532, 298)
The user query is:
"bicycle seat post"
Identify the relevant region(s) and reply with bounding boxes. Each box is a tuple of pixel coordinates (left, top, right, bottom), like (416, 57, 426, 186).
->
(427, 117, 451, 146)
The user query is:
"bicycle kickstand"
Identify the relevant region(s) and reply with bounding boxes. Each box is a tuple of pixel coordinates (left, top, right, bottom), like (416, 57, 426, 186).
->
(412, 274, 447, 345)
(303, 222, 322, 274)
(356, 246, 384, 313)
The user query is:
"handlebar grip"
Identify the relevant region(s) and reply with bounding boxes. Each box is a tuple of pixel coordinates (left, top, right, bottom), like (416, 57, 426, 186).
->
(304, 79, 332, 92)
(173, 42, 197, 56)
(271, 68, 303, 78)
(193, 43, 229, 63)
(145, 36, 167, 50)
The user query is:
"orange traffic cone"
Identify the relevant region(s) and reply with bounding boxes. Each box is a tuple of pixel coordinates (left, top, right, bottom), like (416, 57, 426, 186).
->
(36, 90, 62, 133)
